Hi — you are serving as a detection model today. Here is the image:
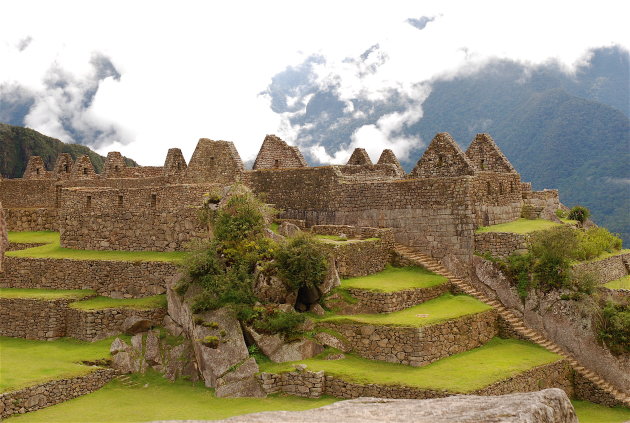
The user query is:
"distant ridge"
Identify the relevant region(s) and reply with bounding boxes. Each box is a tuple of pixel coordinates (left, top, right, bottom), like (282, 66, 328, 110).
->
(0, 123, 137, 178)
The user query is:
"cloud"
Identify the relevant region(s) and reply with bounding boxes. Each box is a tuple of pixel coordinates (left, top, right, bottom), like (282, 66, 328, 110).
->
(16, 36, 32, 52)
(407, 16, 436, 30)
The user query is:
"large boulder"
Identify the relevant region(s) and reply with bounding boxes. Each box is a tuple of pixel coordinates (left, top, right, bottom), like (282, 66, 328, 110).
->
(122, 316, 154, 335)
(215, 357, 265, 398)
(314, 332, 351, 353)
(243, 326, 323, 363)
(318, 259, 341, 296)
(204, 389, 578, 423)
(252, 266, 297, 305)
(278, 221, 301, 237)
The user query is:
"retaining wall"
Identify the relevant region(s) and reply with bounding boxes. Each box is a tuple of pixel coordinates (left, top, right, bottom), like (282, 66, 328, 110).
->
(321, 310, 497, 366)
(0, 297, 72, 340)
(4, 208, 58, 231)
(66, 307, 166, 341)
(474, 232, 527, 258)
(0, 257, 178, 297)
(572, 252, 630, 285)
(0, 368, 115, 419)
(346, 282, 451, 313)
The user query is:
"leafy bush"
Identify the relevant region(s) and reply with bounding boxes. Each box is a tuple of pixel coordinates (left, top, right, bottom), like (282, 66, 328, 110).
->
(568, 206, 591, 224)
(253, 311, 306, 337)
(275, 233, 328, 290)
(597, 302, 630, 354)
(500, 253, 534, 299)
(213, 189, 273, 244)
(574, 227, 623, 260)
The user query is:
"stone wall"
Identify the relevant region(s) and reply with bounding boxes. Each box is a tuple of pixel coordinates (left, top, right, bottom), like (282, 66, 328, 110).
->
(321, 310, 497, 366)
(311, 226, 394, 278)
(0, 179, 57, 208)
(0, 295, 166, 341)
(522, 189, 561, 220)
(4, 208, 58, 231)
(470, 172, 522, 227)
(474, 232, 527, 258)
(0, 368, 115, 419)
(187, 138, 244, 183)
(573, 372, 628, 407)
(59, 183, 216, 251)
(259, 360, 572, 401)
(0, 257, 177, 297)
(346, 283, 451, 314)
(0, 202, 6, 272)
(465, 133, 517, 174)
(409, 133, 475, 178)
(572, 252, 630, 284)
(66, 307, 166, 341)
(0, 297, 71, 340)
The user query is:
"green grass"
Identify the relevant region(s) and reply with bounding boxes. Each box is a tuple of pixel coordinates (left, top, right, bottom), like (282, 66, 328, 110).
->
(0, 336, 124, 392)
(476, 218, 561, 234)
(560, 218, 579, 225)
(70, 294, 167, 310)
(7, 231, 59, 244)
(269, 222, 280, 233)
(572, 400, 630, 423)
(0, 288, 95, 300)
(260, 337, 561, 393)
(603, 275, 630, 290)
(320, 293, 491, 327)
(341, 265, 447, 292)
(5, 371, 338, 423)
(6, 232, 186, 263)
(576, 249, 630, 264)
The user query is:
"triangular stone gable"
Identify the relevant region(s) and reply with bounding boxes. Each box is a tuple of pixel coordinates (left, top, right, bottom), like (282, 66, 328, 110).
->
(346, 148, 373, 166)
(163, 148, 188, 176)
(465, 133, 516, 173)
(253, 134, 307, 169)
(410, 132, 475, 177)
(187, 138, 244, 182)
(23, 156, 50, 179)
(377, 149, 405, 176)
(53, 153, 74, 179)
(70, 155, 97, 179)
(103, 152, 127, 177)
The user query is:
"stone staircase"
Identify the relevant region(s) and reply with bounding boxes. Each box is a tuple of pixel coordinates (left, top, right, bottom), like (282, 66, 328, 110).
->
(113, 374, 140, 388)
(394, 243, 630, 407)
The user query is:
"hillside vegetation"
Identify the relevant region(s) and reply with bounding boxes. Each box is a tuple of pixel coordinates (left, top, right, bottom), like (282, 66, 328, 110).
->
(0, 123, 136, 178)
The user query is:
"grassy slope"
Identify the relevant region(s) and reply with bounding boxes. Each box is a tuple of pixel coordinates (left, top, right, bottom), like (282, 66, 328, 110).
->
(341, 265, 447, 292)
(604, 275, 630, 290)
(6, 232, 185, 262)
(0, 336, 123, 392)
(260, 338, 561, 393)
(70, 295, 167, 310)
(0, 288, 95, 300)
(320, 294, 491, 327)
(7, 231, 59, 244)
(475, 218, 561, 234)
(5, 371, 338, 423)
(572, 400, 630, 423)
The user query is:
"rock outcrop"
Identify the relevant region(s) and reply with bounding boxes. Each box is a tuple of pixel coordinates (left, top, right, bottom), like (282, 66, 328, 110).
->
(243, 325, 323, 363)
(162, 388, 577, 423)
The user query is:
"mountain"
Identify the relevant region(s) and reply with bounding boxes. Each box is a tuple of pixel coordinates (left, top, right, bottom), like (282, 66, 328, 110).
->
(0, 123, 137, 178)
(264, 46, 630, 244)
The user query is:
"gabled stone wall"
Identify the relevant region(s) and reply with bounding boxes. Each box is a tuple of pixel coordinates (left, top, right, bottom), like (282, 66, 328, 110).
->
(22, 156, 51, 179)
(409, 133, 475, 178)
(253, 135, 307, 169)
(465, 133, 516, 173)
(187, 138, 244, 183)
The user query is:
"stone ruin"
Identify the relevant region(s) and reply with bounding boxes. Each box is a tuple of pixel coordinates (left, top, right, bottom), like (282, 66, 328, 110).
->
(253, 134, 307, 170)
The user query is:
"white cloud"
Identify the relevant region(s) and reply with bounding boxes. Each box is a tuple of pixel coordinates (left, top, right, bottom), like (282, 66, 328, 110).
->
(0, 0, 627, 164)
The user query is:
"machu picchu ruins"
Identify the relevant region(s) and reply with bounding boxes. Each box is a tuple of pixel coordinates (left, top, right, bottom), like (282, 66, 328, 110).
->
(0, 132, 628, 422)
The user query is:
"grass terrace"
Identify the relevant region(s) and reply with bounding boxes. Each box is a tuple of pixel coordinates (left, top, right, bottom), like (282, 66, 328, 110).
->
(575, 249, 630, 265)
(0, 336, 123, 392)
(603, 275, 630, 290)
(319, 293, 491, 327)
(475, 218, 561, 234)
(69, 294, 167, 311)
(341, 265, 448, 292)
(572, 400, 630, 423)
(0, 288, 95, 301)
(6, 231, 186, 262)
(260, 337, 561, 393)
(5, 371, 337, 423)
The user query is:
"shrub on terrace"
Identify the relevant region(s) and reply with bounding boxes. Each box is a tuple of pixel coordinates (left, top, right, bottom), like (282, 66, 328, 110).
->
(568, 205, 591, 225)
(597, 301, 630, 355)
(275, 233, 328, 291)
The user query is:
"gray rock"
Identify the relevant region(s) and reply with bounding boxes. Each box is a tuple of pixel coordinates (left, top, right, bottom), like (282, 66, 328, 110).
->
(252, 267, 297, 305)
(309, 304, 325, 316)
(110, 337, 128, 355)
(215, 357, 265, 398)
(278, 221, 301, 237)
(198, 388, 578, 423)
(122, 316, 153, 335)
(318, 259, 341, 296)
(314, 332, 351, 353)
(264, 228, 285, 243)
(192, 307, 249, 388)
(145, 330, 161, 366)
(243, 326, 324, 363)
(163, 315, 184, 337)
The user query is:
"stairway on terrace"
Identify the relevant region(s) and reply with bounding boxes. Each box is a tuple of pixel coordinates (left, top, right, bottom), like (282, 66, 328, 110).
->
(393, 244, 630, 407)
